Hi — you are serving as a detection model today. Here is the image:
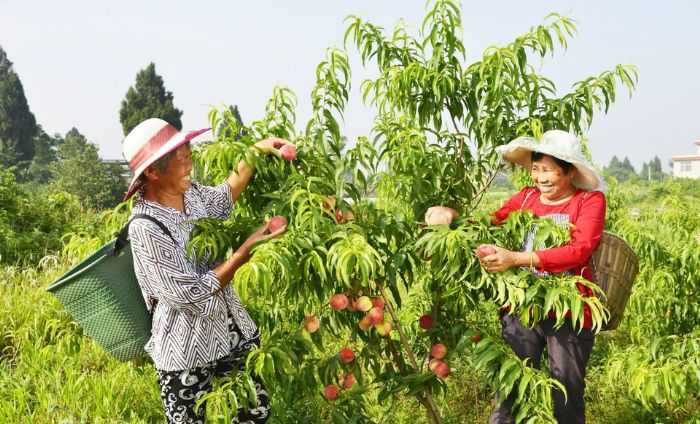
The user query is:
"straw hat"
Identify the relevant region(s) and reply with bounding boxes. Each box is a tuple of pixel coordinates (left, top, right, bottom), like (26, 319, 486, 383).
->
(495, 130, 604, 191)
(122, 118, 210, 201)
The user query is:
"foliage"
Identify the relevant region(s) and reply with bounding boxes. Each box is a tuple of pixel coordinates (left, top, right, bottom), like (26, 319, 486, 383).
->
(0, 45, 37, 173)
(0, 165, 93, 266)
(119, 62, 183, 135)
(602, 179, 700, 421)
(24, 125, 60, 183)
(47, 128, 127, 210)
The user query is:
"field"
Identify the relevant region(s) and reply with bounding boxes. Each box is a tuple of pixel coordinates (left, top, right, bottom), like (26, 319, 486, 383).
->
(1, 178, 699, 423)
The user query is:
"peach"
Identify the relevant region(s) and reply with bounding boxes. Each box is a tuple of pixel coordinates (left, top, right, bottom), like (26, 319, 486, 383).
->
(355, 296, 372, 312)
(428, 358, 443, 372)
(267, 215, 288, 233)
(367, 307, 384, 325)
(419, 315, 434, 330)
(324, 385, 340, 401)
(376, 320, 392, 337)
(339, 372, 356, 389)
(434, 361, 451, 379)
(358, 316, 372, 331)
(303, 315, 320, 333)
(431, 343, 447, 359)
(476, 244, 497, 259)
(323, 195, 337, 211)
(339, 348, 354, 364)
(279, 144, 297, 161)
(329, 294, 349, 311)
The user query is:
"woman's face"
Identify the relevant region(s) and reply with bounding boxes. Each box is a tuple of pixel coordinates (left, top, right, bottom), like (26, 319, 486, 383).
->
(154, 144, 193, 195)
(530, 155, 577, 201)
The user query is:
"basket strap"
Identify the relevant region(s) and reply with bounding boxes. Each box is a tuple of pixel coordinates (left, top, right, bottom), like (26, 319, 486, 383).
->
(573, 190, 590, 222)
(111, 214, 175, 317)
(519, 187, 539, 210)
(571, 191, 600, 281)
(112, 214, 175, 255)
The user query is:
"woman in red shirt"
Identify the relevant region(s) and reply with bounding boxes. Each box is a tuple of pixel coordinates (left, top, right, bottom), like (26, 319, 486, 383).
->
(426, 130, 605, 423)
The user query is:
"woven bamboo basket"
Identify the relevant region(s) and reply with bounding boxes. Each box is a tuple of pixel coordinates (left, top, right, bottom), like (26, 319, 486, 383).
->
(591, 231, 639, 331)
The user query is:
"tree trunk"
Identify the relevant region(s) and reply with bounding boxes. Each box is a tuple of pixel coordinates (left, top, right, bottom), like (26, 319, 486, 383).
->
(378, 282, 444, 424)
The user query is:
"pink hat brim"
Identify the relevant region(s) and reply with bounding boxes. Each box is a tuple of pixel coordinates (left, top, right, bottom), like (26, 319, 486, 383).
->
(123, 127, 211, 201)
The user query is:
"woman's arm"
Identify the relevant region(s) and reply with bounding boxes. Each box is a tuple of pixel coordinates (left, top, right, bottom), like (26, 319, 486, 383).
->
(131, 220, 287, 314)
(212, 223, 286, 293)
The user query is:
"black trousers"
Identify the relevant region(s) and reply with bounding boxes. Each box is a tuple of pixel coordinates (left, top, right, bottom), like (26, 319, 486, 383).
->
(489, 315, 595, 424)
(156, 315, 270, 424)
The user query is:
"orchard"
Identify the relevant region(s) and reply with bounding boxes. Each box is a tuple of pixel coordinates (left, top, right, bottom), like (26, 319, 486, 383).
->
(1, 1, 699, 423)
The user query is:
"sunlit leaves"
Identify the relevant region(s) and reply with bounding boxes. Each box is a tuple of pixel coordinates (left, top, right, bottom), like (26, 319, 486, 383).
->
(327, 230, 382, 288)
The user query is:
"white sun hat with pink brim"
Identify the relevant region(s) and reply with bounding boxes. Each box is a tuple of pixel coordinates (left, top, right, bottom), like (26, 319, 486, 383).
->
(122, 118, 211, 201)
(495, 129, 605, 191)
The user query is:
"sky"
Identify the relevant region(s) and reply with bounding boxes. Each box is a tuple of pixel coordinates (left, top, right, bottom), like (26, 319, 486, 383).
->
(2, 0, 699, 172)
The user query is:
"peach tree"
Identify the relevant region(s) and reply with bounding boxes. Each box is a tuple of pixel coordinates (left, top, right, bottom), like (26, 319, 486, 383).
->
(187, 1, 637, 422)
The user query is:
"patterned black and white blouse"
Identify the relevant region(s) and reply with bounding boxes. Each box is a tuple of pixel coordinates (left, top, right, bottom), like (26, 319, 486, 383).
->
(129, 181, 258, 372)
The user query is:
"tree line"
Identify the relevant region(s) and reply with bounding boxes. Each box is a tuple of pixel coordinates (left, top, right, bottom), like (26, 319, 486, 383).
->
(0, 47, 245, 210)
(603, 155, 665, 183)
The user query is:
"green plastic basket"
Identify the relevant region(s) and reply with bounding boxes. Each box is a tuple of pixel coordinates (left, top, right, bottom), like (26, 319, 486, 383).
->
(46, 239, 151, 362)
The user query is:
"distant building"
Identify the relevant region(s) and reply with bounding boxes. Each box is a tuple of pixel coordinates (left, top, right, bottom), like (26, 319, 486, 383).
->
(102, 159, 132, 180)
(672, 141, 700, 179)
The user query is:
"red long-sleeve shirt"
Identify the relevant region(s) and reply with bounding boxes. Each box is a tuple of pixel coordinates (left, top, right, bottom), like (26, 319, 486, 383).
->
(492, 187, 606, 328)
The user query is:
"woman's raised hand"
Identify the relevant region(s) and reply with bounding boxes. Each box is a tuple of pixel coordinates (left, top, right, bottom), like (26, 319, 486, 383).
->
(425, 206, 459, 226)
(242, 218, 287, 252)
(254, 137, 293, 151)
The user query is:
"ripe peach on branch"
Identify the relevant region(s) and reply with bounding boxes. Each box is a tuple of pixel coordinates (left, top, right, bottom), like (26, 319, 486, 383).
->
(322, 195, 337, 211)
(324, 385, 340, 401)
(355, 296, 372, 312)
(419, 314, 434, 330)
(367, 307, 384, 325)
(339, 372, 356, 389)
(334, 207, 355, 223)
(375, 320, 392, 337)
(431, 343, 447, 359)
(339, 348, 355, 364)
(358, 316, 372, 331)
(303, 315, 320, 333)
(329, 293, 349, 311)
(434, 362, 451, 379)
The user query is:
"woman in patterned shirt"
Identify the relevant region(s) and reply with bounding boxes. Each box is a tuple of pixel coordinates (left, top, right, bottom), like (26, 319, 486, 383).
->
(122, 118, 290, 424)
